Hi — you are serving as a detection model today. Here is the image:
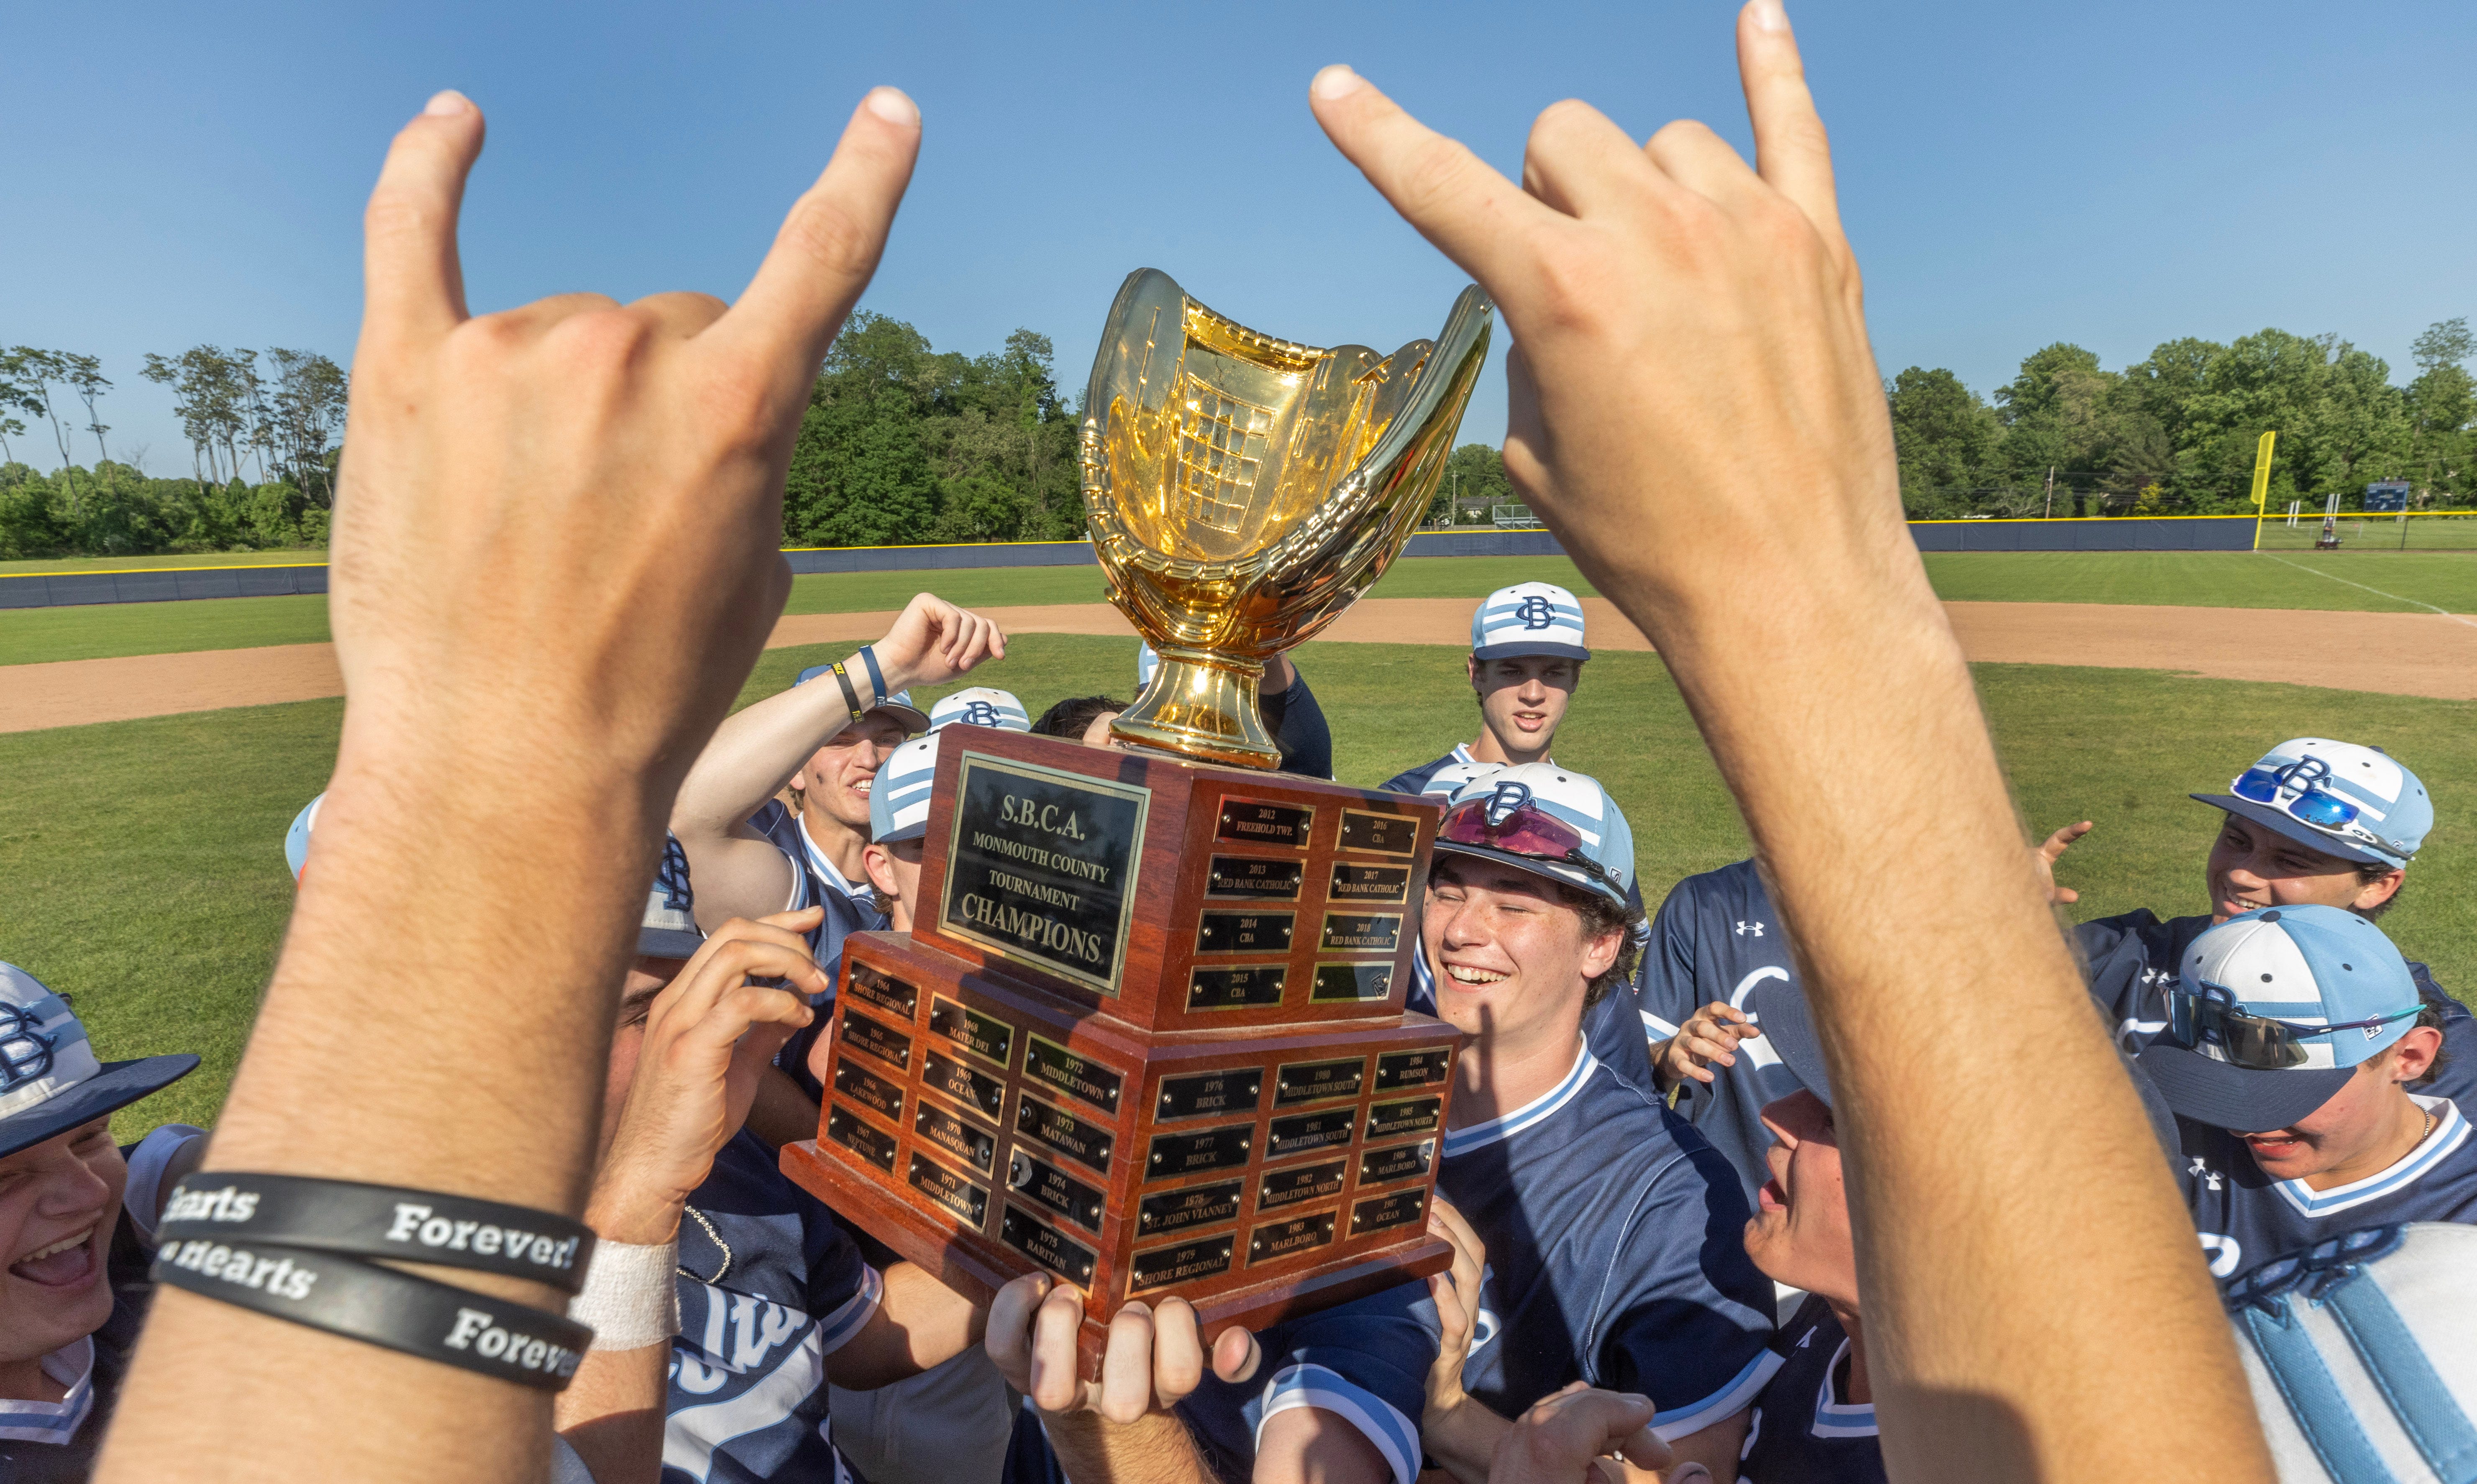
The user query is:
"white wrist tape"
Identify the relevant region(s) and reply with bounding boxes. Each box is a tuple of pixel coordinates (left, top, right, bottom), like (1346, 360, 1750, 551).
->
(566, 1238, 679, 1351)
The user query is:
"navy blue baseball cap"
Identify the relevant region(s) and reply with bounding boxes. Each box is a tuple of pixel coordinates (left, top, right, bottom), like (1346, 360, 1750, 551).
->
(638, 836, 706, 962)
(0, 964, 197, 1160)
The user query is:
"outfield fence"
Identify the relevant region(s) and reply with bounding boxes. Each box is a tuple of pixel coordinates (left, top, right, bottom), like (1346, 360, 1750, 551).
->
(2253, 511, 2477, 553)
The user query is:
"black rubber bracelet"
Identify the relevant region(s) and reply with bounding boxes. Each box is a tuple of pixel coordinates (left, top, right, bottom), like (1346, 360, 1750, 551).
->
(153, 1236, 592, 1391)
(830, 662, 866, 723)
(157, 1174, 594, 1294)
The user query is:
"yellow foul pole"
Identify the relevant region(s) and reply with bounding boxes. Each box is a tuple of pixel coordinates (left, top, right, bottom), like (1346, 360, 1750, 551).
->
(2249, 430, 2278, 552)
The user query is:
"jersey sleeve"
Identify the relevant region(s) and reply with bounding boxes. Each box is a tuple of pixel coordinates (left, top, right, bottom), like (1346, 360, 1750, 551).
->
(1179, 1282, 1434, 1484)
(802, 1210, 884, 1357)
(1632, 875, 1705, 1040)
(1269, 670, 1335, 780)
(1594, 1144, 1780, 1441)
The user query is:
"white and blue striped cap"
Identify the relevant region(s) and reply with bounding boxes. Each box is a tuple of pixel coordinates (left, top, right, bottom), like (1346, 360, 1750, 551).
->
(870, 732, 944, 845)
(2194, 738, 2432, 870)
(1433, 761, 1635, 908)
(0, 962, 197, 1159)
(1471, 582, 1588, 662)
(1417, 760, 1505, 800)
(284, 792, 325, 883)
(929, 687, 1031, 734)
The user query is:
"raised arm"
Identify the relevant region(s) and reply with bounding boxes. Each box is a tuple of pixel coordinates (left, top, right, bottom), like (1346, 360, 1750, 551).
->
(1306, 8, 2267, 1481)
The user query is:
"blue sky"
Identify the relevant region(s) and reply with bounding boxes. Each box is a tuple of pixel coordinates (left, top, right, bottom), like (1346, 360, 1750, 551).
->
(7, 0, 2474, 476)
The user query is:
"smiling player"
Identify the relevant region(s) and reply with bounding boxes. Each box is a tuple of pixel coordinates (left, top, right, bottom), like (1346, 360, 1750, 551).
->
(1380, 583, 1587, 796)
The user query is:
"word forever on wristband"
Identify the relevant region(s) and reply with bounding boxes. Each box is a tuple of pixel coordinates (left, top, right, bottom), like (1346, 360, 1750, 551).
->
(153, 1236, 593, 1390)
(156, 1172, 594, 1294)
(566, 1238, 681, 1351)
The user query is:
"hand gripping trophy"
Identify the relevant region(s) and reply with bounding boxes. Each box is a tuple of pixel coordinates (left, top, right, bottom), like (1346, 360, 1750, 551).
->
(784, 270, 1493, 1377)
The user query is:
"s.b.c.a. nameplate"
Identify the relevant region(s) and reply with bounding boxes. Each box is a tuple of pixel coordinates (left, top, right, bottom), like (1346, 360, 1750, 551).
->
(940, 753, 1149, 997)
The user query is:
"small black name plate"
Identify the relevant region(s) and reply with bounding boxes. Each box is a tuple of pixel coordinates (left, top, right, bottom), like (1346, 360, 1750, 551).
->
(908, 1152, 990, 1227)
(1310, 964, 1394, 1003)
(1130, 1234, 1236, 1294)
(1249, 1210, 1337, 1264)
(1158, 1069, 1264, 1122)
(845, 961, 919, 1019)
(1319, 913, 1402, 954)
(930, 995, 1014, 1068)
(921, 1049, 1005, 1121)
(1274, 1057, 1365, 1107)
(1194, 911, 1294, 954)
(843, 1011, 912, 1071)
(1367, 1096, 1442, 1140)
(1026, 1036, 1124, 1116)
(1268, 1110, 1356, 1160)
(1216, 799, 1312, 850)
(915, 1103, 996, 1175)
(1258, 1160, 1345, 1210)
(1145, 1124, 1253, 1182)
(1009, 1151, 1106, 1233)
(1001, 1207, 1096, 1286)
(1136, 1179, 1242, 1237)
(1206, 855, 1305, 900)
(943, 753, 1149, 997)
(825, 1104, 895, 1174)
(1340, 810, 1418, 856)
(832, 1061, 904, 1123)
(1188, 965, 1286, 1012)
(1349, 1188, 1428, 1238)
(1329, 862, 1412, 905)
(1359, 1139, 1434, 1187)
(1016, 1096, 1114, 1174)
(1375, 1048, 1453, 1091)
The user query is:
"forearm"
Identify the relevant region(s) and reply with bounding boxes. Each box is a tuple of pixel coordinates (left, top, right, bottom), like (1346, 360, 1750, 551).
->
(826, 1260, 983, 1390)
(554, 1343, 669, 1484)
(670, 665, 866, 845)
(741, 1067, 821, 1152)
(1424, 1395, 1513, 1484)
(1042, 1410, 1219, 1484)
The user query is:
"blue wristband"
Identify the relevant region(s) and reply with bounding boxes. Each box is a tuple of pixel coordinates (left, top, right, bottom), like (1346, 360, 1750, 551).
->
(857, 645, 888, 706)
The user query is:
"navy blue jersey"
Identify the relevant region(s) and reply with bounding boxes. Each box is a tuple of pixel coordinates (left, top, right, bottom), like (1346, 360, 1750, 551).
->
(1263, 670, 1334, 781)
(1592, 860, 1812, 1210)
(1378, 743, 1478, 798)
(664, 1129, 881, 1484)
(2076, 909, 2477, 1126)
(1736, 1295, 1886, 1484)
(1180, 1295, 1435, 1484)
(2177, 1097, 2477, 1284)
(752, 800, 889, 1100)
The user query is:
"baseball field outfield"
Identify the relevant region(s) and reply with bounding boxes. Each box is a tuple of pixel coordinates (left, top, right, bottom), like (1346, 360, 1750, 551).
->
(2, 546, 2472, 1139)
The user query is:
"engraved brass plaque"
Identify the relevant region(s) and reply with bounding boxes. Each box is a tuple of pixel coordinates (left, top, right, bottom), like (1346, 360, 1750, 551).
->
(915, 1103, 997, 1175)
(1328, 862, 1411, 906)
(1257, 1160, 1345, 1210)
(1001, 1207, 1096, 1286)
(1206, 855, 1304, 900)
(1375, 1048, 1453, 1091)
(1145, 1124, 1253, 1182)
(832, 1061, 904, 1123)
(1339, 810, 1418, 856)
(1215, 799, 1312, 850)
(1350, 1188, 1428, 1237)
(1187, 965, 1286, 1012)
(1273, 1057, 1365, 1108)
(922, 1049, 1005, 1121)
(846, 961, 920, 1019)
(942, 753, 1150, 997)
(908, 1152, 990, 1227)
(1359, 1139, 1434, 1187)
(930, 996, 1014, 1069)
(1248, 1210, 1337, 1264)
(1130, 1234, 1236, 1293)
(1016, 1096, 1114, 1175)
(1194, 911, 1295, 954)
(1268, 1109, 1356, 1160)
(843, 1010, 912, 1071)
(1367, 1096, 1442, 1140)
(825, 1104, 896, 1174)
(1009, 1151, 1107, 1233)
(1309, 963, 1393, 1003)
(1136, 1179, 1242, 1237)
(1026, 1036, 1125, 1116)
(1319, 913, 1402, 954)
(1158, 1068, 1265, 1122)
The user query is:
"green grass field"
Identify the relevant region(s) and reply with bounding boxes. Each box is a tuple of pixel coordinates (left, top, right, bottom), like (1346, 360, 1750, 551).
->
(5, 632, 2467, 1141)
(6, 548, 2472, 668)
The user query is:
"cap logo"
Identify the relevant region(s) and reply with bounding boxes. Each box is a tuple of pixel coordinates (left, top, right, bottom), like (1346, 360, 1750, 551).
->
(653, 842, 694, 915)
(1512, 594, 1557, 630)
(959, 699, 1002, 727)
(1483, 780, 1534, 826)
(2270, 755, 2333, 798)
(0, 1001, 58, 1091)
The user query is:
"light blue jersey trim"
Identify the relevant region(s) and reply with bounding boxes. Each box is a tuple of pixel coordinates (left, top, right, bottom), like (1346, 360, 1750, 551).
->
(1257, 1364, 1419, 1484)
(1640, 1008, 1682, 1041)
(2273, 1098, 2469, 1218)
(0, 1338, 94, 1445)
(1442, 1043, 1596, 1157)
(1807, 1337, 1879, 1439)
(813, 1264, 884, 1356)
(1652, 1348, 1780, 1441)
(797, 817, 866, 902)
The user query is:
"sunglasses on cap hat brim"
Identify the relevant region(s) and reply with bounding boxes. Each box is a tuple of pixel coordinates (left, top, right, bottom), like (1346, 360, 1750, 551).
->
(1432, 795, 1626, 906)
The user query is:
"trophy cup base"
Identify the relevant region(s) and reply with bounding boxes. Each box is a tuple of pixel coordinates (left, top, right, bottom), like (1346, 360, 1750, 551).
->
(1111, 647, 1282, 771)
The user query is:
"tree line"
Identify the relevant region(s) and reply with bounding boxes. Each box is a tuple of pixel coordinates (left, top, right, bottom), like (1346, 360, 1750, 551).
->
(1889, 319, 2474, 518)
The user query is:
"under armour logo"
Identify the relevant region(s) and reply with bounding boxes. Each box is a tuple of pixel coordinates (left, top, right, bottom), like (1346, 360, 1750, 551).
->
(1734, 921, 1765, 937)
(1483, 781, 1534, 826)
(1511, 595, 1557, 630)
(960, 700, 1002, 727)
(0, 1002, 58, 1090)
(2188, 1156, 2223, 1192)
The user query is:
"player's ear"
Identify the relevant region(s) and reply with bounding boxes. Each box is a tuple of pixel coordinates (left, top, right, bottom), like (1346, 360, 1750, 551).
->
(2390, 1025, 2443, 1085)
(1580, 925, 1623, 979)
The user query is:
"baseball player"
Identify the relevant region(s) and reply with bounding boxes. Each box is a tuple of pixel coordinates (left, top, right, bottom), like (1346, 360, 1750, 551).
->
(1378, 582, 1587, 796)
(2138, 905, 2477, 1282)
(1168, 765, 1775, 1484)
(855, 731, 940, 930)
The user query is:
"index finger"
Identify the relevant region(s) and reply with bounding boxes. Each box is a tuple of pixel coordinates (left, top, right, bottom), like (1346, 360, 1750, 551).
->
(1735, 0, 1845, 245)
(1306, 65, 1562, 293)
(361, 92, 485, 351)
(718, 87, 922, 384)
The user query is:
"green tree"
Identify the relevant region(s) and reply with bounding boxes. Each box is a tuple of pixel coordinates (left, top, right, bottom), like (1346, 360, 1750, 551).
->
(2405, 318, 2471, 505)
(1885, 367, 2001, 514)
(1434, 443, 1511, 524)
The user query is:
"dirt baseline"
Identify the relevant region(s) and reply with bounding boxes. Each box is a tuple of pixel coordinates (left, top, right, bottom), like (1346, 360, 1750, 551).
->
(5, 599, 2472, 734)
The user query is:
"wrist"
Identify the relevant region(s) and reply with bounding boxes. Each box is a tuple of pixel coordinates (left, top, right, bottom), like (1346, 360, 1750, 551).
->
(585, 1180, 688, 1247)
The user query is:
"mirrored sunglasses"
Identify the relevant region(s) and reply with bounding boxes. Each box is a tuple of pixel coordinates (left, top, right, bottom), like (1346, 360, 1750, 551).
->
(2166, 983, 2421, 1071)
